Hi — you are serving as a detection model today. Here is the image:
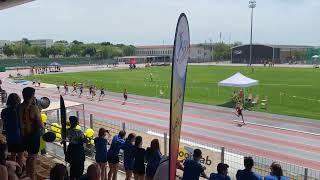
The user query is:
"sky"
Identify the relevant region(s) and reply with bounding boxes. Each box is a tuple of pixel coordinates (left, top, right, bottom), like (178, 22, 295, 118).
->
(0, 0, 320, 46)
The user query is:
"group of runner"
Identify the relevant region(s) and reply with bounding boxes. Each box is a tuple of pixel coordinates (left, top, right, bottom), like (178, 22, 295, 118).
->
(57, 81, 128, 104)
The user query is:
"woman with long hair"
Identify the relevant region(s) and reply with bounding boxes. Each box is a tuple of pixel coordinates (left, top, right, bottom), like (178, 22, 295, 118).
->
(133, 136, 145, 180)
(107, 130, 126, 180)
(94, 128, 110, 180)
(145, 139, 162, 180)
(123, 133, 136, 180)
(264, 162, 289, 180)
(0, 93, 24, 169)
(50, 163, 69, 180)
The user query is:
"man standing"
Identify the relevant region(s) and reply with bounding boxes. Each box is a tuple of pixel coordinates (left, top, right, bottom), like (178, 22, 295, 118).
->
(19, 87, 44, 180)
(236, 157, 261, 180)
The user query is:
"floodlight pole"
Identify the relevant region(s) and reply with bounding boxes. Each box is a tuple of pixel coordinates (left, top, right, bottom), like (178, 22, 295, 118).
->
(249, 0, 256, 66)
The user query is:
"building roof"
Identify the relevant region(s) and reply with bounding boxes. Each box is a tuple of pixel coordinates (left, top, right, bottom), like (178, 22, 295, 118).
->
(232, 44, 314, 49)
(135, 44, 204, 49)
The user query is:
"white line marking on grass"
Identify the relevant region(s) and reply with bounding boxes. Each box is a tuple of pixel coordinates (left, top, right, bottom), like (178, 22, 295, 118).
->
(261, 83, 312, 87)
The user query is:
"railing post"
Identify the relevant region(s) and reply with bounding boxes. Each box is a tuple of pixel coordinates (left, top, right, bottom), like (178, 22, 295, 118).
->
(221, 147, 225, 163)
(164, 132, 168, 156)
(304, 168, 308, 180)
(76, 111, 79, 119)
(122, 122, 126, 131)
(56, 109, 60, 124)
(90, 114, 93, 129)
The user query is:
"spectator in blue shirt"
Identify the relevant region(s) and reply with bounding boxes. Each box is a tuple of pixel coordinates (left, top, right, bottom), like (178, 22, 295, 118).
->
(123, 133, 136, 180)
(0, 93, 24, 168)
(209, 163, 231, 180)
(107, 130, 126, 180)
(236, 157, 261, 180)
(264, 162, 289, 180)
(94, 128, 110, 180)
(145, 139, 162, 180)
(183, 149, 208, 180)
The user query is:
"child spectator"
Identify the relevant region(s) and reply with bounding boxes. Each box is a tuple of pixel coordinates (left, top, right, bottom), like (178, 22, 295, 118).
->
(50, 163, 69, 180)
(0, 93, 24, 169)
(209, 163, 231, 180)
(182, 149, 208, 180)
(94, 128, 109, 180)
(264, 162, 289, 180)
(145, 139, 162, 180)
(66, 116, 86, 180)
(123, 133, 136, 180)
(133, 136, 145, 180)
(236, 157, 261, 180)
(107, 130, 126, 180)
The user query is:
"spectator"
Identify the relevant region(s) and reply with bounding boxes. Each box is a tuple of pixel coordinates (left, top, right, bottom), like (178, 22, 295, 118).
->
(1, 93, 24, 169)
(264, 162, 289, 180)
(209, 163, 231, 180)
(0, 134, 28, 180)
(66, 116, 86, 180)
(236, 157, 261, 180)
(123, 133, 136, 180)
(19, 87, 44, 180)
(50, 163, 69, 180)
(133, 136, 145, 180)
(80, 164, 101, 180)
(94, 128, 109, 180)
(145, 139, 162, 180)
(182, 149, 208, 180)
(153, 156, 184, 180)
(107, 130, 126, 180)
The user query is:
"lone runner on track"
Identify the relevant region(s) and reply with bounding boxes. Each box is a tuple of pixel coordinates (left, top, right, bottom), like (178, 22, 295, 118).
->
(122, 88, 128, 105)
(235, 101, 245, 125)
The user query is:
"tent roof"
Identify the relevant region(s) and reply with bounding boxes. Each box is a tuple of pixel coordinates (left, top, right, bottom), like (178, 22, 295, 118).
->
(218, 72, 258, 88)
(312, 55, 319, 58)
(48, 62, 61, 66)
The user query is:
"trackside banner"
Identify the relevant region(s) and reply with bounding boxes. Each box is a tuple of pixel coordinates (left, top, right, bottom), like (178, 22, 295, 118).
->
(169, 13, 190, 180)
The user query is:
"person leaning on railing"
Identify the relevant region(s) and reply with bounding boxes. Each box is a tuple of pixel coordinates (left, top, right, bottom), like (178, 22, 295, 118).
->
(236, 157, 261, 180)
(145, 139, 162, 180)
(182, 149, 208, 180)
(94, 128, 110, 180)
(264, 162, 289, 180)
(123, 133, 136, 180)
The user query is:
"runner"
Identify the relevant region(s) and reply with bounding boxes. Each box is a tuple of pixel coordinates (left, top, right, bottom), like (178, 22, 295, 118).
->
(235, 102, 245, 125)
(99, 88, 105, 101)
(32, 79, 36, 87)
(56, 84, 60, 93)
(122, 88, 128, 105)
(37, 80, 41, 88)
(79, 84, 83, 98)
(88, 85, 93, 98)
(64, 81, 68, 95)
(71, 81, 77, 95)
(91, 85, 96, 101)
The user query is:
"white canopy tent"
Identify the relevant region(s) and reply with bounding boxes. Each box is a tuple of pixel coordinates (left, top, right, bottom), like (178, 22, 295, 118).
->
(312, 55, 319, 59)
(217, 72, 258, 105)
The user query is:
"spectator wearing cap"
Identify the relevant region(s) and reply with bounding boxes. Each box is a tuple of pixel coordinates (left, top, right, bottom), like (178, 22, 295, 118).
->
(19, 87, 44, 180)
(107, 130, 126, 180)
(236, 157, 261, 180)
(182, 149, 208, 180)
(1, 93, 24, 169)
(209, 163, 231, 180)
(94, 128, 109, 180)
(66, 116, 86, 180)
(264, 162, 289, 180)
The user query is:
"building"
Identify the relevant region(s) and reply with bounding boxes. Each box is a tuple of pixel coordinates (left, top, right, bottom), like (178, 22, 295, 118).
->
(29, 39, 53, 48)
(231, 44, 313, 64)
(133, 44, 214, 63)
(0, 40, 12, 47)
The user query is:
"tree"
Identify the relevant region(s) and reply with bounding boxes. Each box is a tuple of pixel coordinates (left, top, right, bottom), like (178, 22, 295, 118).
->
(82, 46, 96, 57)
(212, 43, 231, 61)
(70, 43, 84, 57)
(48, 44, 65, 58)
(122, 45, 136, 56)
(101, 42, 112, 46)
(29, 45, 41, 57)
(72, 40, 84, 45)
(3, 44, 14, 57)
(40, 47, 49, 58)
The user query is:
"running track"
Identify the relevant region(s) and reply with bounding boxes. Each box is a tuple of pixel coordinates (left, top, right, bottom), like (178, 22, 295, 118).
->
(1, 69, 320, 170)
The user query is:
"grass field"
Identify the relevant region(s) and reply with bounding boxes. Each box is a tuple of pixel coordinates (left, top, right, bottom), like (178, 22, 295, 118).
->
(27, 66, 320, 120)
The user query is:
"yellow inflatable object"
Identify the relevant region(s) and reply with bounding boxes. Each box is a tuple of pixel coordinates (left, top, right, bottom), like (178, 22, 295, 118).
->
(90, 139, 94, 145)
(41, 114, 47, 123)
(51, 123, 61, 134)
(85, 128, 94, 138)
(55, 133, 62, 140)
(76, 125, 81, 130)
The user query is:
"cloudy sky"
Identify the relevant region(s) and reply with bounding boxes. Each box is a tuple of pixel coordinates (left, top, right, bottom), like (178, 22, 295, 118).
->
(0, 0, 319, 45)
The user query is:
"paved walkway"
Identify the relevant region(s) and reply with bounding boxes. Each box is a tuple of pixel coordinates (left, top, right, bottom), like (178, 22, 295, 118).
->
(1, 67, 320, 171)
